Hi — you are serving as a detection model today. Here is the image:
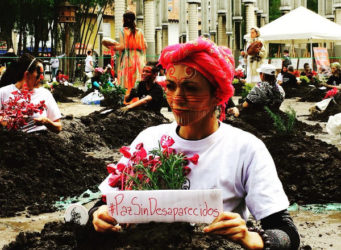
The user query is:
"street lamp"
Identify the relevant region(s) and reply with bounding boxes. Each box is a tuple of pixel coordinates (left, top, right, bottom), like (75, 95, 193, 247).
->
(58, 1, 77, 23)
(58, 1, 77, 76)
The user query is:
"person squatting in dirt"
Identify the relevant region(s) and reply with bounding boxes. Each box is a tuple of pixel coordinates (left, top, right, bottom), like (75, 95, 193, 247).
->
(228, 64, 285, 117)
(120, 62, 164, 114)
(300, 63, 316, 85)
(324, 62, 341, 88)
(89, 37, 299, 250)
(0, 53, 62, 133)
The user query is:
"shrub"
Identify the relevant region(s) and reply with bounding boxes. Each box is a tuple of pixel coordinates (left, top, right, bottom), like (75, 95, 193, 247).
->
(241, 83, 254, 98)
(264, 106, 296, 135)
(100, 84, 126, 109)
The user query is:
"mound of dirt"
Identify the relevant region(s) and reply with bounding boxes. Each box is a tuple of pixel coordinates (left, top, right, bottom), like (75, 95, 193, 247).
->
(60, 109, 169, 151)
(298, 87, 326, 102)
(0, 109, 169, 217)
(4, 221, 243, 250)
(225, 110, 341, 205)
(309, 93, 341, 122)
(0, 130, 107, 217)
(52, 85, 84, 103)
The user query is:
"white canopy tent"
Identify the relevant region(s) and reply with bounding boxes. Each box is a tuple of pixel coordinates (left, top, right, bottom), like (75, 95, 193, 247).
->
(244, 6, 341, 69)
(244, 6, 341, 44)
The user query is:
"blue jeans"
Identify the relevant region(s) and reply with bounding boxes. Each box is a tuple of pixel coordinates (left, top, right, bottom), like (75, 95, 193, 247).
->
(51, 67, 58, 79)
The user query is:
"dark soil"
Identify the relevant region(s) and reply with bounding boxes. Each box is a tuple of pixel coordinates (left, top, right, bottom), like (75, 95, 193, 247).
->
(225, 109, 341, 205)
(4, 221, 243, 250)
(0, 109, 168, 218)
(52, 85, 84, 103)
(298, 86, 326, 102)
(68, 109, 169, 151)
(309, 93, 341, 122)
(232, 81, 245, 96)
(0, 129, 107, 217)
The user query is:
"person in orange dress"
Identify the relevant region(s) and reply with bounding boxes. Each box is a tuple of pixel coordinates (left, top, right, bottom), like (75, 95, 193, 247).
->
(103, 11, 147, 101)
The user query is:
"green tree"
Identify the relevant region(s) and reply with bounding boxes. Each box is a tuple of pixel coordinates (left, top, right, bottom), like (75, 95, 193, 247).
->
(269, 0, 281, 22)
(307, 0, 318, 12)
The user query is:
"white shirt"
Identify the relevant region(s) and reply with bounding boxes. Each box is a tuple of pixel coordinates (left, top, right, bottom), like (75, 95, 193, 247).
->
(85, 55, 94, 72)
(50, 58, 59, 68)
(156, 75, 166, 82)
(100, 122, 289, 220)
(277, 73, 283, 83)
(0, 84, 62, 133)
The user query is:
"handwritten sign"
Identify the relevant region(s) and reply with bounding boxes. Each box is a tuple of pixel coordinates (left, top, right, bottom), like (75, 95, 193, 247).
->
(105, 189, 223, 224)
(291, 58, 298, 69)
(270, 58, 283, 69)
(298, 58, 313, 70)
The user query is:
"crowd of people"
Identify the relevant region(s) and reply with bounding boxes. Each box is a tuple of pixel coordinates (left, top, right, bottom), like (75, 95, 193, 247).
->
(3, 10, 341, 250)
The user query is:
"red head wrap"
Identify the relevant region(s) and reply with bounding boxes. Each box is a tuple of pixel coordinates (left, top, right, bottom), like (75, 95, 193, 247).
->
(158, 37, 235, 120)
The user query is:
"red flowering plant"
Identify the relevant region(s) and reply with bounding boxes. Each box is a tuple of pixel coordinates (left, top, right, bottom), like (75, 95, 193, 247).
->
(234, 68, 245, 80)
(0, 84, 46, 131)
(324, 87, 339, 99)
(105, 135, 199, 191)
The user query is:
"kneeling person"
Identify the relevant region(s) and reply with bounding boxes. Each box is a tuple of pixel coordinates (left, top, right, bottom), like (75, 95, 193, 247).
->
(122, 64, 163, 114)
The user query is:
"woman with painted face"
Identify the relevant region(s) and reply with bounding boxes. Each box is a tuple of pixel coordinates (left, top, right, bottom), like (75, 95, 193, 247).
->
(90, 38, 299, 250)
(0, 53, 62, 133)
(121, 63, 163, 114)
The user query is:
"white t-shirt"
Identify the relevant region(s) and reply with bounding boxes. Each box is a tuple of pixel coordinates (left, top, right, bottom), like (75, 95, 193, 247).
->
(50, 58, 59, 68)
(100, 122, 289, 220)
(85, 55, 94, 72)
(277, 73, 283, 83)
(0, 84, 62, 133)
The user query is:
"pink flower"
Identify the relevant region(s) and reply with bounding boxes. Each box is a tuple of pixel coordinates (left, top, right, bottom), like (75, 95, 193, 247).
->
(134, 147, 147, 160)
(187, 154, 199, 165)
(106, 163, 116, 174)
(160, 135, 175, 148)
(135, 143, 144, 150)
(324, 88, 338, 99)
(163, 147, 176, 156)
(108, 174, 121, 187)
(120, 146, 131, 158)
(116, 163, 126, 172)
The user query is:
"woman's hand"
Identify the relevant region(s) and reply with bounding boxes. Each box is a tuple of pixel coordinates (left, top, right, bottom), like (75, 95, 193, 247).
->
(33, 117, 48, 126)
(34, 117, 62, 133)
(227, 107, 240, 117)
(203, 212, 264, 249)
(92, 205, 121, 233)
(102, 38, 119, 49)
(0, 116, 7, 127)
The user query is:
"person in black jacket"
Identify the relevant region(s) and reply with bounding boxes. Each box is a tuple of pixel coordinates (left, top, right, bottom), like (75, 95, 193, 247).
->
(282, 66, 298, 89)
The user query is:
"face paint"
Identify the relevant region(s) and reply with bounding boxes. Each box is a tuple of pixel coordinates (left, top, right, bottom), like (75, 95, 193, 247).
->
(166, 64, 217, 126)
